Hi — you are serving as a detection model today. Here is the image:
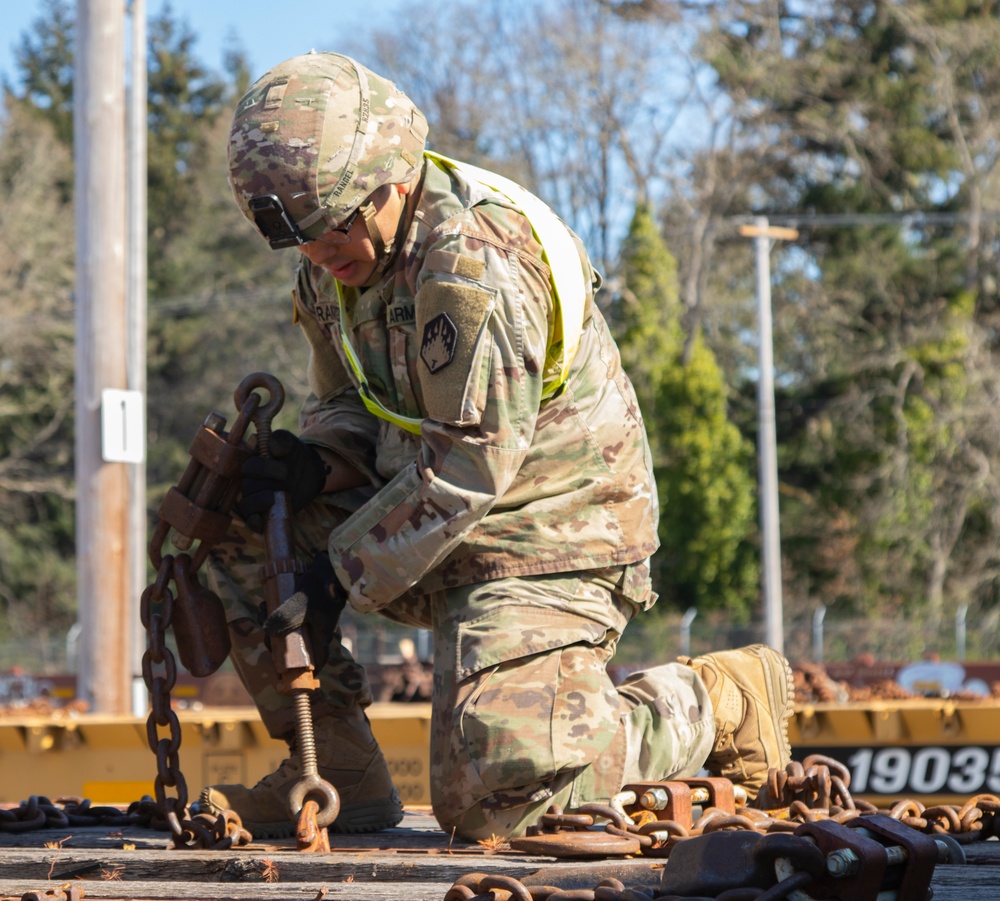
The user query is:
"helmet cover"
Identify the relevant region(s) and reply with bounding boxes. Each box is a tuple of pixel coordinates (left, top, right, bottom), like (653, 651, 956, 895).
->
(228, 51, 428, 243)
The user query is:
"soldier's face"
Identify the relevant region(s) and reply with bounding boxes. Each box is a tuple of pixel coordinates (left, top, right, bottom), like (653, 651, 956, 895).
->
(299, 183, 408, 286)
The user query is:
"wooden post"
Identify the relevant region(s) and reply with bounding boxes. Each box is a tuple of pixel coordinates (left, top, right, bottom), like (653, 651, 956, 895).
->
(74, 0, 131, 713)
(128, 0, 148, 709)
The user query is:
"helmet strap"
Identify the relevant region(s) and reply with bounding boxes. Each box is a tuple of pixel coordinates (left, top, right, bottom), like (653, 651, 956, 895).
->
(360, 200, 384, 256)
(360, 199, 396, 287)
(360, 188, 411, 286)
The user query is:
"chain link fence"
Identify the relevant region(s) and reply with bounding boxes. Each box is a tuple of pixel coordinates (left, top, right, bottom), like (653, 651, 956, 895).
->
(1, 606, 997, 688)
(608, 607, 1000, 667)
(0, 610, 431, 683)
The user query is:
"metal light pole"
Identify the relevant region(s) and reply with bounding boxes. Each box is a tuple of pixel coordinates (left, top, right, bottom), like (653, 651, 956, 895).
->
(813, 605, 826, 663)
(680, 607, 698, 658)
(739, 218, 798, 654)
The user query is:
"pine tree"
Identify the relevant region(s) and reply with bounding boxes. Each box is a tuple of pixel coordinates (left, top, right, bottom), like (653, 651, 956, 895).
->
(616, 204, 759, 617)
(700, 0, 1000, 629)
(0, 101, 77, 660)
(0, 3, 298, 663)
(5, 0, 75, 147)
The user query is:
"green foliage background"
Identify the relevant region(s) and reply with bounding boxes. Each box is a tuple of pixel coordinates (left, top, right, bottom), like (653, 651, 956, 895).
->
(6, 0, 1000, 666)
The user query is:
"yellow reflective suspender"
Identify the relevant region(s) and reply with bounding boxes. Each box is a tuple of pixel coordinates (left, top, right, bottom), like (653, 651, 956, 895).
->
(336, 280, 426, 433)
(337, 152, 587, 434)
(424, 152, 586, 392)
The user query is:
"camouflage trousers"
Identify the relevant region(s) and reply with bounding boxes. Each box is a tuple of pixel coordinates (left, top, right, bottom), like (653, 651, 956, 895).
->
(205, 494, 715, 840)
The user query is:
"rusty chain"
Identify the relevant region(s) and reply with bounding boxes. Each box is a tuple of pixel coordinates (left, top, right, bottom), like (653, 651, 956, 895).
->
(138, 371, 337, 851)
(20, 886, 85, 901)
(443, 756, 991, 901)
(139, 381, 263, 850)
(510, 756, 999, 855)
(443, 868, 815, 901)
(0, 795, 153, 833)
(2, 374, 332, 850)
(446, 821, 951, 900)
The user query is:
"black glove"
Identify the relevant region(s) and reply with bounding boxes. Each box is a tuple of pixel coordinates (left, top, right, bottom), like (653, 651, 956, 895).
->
(237, 430, 328, 532)
(263, 552, 347, 671)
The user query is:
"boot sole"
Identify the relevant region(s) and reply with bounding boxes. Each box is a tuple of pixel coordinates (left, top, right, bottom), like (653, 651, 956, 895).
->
(193, 794, 298, 840)
(331, 798, 405, 834)
(240, 819, 295, 839)
(755, 644, 795, 769)
(230, 801, 405, 839)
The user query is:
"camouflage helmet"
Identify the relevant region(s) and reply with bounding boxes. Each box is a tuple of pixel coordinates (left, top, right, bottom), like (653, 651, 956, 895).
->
(228, 51, 428, 247)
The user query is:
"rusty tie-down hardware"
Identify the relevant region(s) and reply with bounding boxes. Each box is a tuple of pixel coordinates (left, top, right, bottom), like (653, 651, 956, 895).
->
(460, 808, 964, 900)
(507, 759, 997, 859)
(509, 803, 643, 858)
(488, 759, 990, 899)
(142, 377, 258, 849)
(658, 813, 954, 900)
(141, 372, 338, 850)
(20, 886, 86, 901)
(234, 375, 340, 850)
(509, 778, 748, 859)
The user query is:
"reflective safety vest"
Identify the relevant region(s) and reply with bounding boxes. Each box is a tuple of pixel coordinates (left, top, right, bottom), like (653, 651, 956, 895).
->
(337, 151, 587, 434)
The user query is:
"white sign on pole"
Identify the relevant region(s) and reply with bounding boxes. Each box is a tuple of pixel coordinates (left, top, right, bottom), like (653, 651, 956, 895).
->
(101, 388, 146, 463)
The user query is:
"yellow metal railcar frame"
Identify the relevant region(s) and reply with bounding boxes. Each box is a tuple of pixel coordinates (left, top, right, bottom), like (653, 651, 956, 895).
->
(791, 699, 1000, 808)
(3, 700, 1000, 812)
(0, 703, 432, 808)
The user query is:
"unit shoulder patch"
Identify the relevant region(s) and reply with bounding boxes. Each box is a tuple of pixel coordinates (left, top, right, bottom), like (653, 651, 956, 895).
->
(420, 312, 458, 373)
(415, 279, 496, 426)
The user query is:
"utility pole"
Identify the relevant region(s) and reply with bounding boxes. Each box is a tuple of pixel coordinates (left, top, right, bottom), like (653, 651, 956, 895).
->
(75, 0, 145, 713)
(739, 218, 798, 654)
(128, 0, 148, 711)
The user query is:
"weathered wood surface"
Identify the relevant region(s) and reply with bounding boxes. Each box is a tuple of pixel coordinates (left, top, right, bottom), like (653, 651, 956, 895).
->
(0, 810, 998, 900)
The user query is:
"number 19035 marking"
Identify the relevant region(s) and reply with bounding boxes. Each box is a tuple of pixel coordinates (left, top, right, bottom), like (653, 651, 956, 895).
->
(797, 746, 1000, 796)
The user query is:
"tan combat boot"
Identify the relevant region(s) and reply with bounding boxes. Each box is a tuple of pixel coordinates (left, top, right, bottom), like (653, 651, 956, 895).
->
(679, 644, 794, 799)
(195, 707, 403, 837)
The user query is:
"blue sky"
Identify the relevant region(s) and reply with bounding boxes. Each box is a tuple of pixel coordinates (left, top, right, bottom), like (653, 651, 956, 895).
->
(1, 0, 409, 87)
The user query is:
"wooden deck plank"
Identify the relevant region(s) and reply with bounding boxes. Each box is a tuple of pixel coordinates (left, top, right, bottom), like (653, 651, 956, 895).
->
(0, 809, 997, 900)
(0, 882, 453, 901)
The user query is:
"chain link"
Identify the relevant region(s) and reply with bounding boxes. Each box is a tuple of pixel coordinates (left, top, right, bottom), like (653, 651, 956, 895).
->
(0, 795, 151, 833)
(21, 885, 86, 901)
(137, 382, 265, 848)
(466, 758, 990, 900)
(2, 375, 334, 850)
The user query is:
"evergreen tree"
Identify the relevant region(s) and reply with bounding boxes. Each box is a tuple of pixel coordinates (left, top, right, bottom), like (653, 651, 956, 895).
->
(616, 205, 759, 616)
(4, 0, 75, 147)
(699, 0, 1000, 628)
(0, 3, 302, 665)
(140, 14, 303, 493)
(0, 100, 77, 661)
(145, 7, 236, 297)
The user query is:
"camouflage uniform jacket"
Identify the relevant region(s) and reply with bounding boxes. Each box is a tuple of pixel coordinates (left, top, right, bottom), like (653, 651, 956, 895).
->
(293, 157, 659, 613)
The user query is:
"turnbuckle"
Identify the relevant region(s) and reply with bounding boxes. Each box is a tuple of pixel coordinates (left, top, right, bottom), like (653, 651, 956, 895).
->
(235, 374, 341, 846)
(142, 372, 339, 850)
